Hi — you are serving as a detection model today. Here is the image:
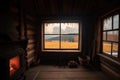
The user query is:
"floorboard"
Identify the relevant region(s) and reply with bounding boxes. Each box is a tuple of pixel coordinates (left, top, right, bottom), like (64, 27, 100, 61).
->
(25, 65, 113, 80)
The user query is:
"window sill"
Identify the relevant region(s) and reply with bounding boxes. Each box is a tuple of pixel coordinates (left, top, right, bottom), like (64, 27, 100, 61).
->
(42, 49, 81, 52)
(98, 53, 120, 66)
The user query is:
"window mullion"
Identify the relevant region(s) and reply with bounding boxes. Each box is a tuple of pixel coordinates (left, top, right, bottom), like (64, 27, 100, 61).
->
(60, 23, 61, 49)
(111, 42, 113, 56)
(111, 16, 113, 56)
(118, 14, 120, 58)
(78, 23, 80, 50)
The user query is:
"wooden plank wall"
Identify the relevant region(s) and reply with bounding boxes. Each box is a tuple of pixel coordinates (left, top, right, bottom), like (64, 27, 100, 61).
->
(25, 15, 36, 67)
(0, 0, 37, 68)
(98, 54, 120, 80)
(0, 0, 20, 41)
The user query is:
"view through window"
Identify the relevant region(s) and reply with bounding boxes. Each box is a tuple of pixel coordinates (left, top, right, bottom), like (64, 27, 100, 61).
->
(102, 14, 119, 57)
(43, 22, 81, 51)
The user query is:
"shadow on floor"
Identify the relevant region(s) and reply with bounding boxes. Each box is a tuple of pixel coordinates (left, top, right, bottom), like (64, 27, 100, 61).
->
(25, 65, 113, 80)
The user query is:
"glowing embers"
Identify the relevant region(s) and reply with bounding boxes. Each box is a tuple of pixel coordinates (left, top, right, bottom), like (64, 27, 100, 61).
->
(10, 56, 20, 76)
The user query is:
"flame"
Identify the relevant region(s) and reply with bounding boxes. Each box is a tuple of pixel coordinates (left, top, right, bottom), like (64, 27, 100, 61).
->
(10, 56, 20, 76)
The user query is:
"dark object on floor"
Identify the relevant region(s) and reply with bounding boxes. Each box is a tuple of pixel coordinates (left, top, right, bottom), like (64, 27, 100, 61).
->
(78, 56, 90, 66)
(68, 60, 78, 68)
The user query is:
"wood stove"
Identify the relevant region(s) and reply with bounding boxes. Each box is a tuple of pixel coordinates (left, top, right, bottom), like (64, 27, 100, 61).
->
(0, 41, 27, 80)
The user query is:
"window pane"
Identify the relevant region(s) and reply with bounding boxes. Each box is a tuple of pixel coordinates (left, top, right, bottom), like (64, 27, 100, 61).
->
(61, 23, 79, 34)
(61, 35, 78, 49)
(107, 31, 118, 41)
(103, 32, 106, 40)
(113, 14, 119, 29)
(103, 17, 112, 30)
(44, 35, 60, 49)
(112, 43, 118, 57)
(44, 23, 60, 34)
(103, 42, 111, 55)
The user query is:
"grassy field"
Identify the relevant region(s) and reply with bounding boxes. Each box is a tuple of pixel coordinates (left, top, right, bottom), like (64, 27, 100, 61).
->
(45, 41, 78, 49)
(103, 42, 118, 52)
(45, 41, 117, 52)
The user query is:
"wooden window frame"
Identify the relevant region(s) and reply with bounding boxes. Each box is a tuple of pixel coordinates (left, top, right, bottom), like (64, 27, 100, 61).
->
(101, 9, 120, 59)
(41, 20, 82, 52)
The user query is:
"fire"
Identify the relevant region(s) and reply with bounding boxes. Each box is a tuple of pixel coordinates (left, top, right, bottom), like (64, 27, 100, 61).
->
(10, 56, 20, 76)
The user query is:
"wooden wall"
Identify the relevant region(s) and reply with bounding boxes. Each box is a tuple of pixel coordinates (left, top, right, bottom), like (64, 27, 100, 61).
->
(0, 0, 20, 41)
(0, 0, 37, 67)
(98, 54, 120, 79)
(25, 15, 36, 66)
(36, 15, 98, 65)
(96, 7, 120, 80)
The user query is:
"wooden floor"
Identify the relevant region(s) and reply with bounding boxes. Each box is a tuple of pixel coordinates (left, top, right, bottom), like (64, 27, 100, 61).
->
(25, 65, 113, 80)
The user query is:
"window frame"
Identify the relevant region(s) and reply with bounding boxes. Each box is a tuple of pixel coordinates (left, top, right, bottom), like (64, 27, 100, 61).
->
(41, 20, 82, 52)
(101, 10, 120, 59)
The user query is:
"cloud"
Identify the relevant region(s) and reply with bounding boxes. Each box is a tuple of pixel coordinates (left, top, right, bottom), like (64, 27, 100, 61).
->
(61, 24, 78, 34)
(53, 26, 59, 34)
(45, 23, 79, 34)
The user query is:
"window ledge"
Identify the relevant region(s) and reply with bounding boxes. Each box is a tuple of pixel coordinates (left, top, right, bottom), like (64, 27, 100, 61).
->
(98, 54, 120, 66)
(42, 49, 81, 52)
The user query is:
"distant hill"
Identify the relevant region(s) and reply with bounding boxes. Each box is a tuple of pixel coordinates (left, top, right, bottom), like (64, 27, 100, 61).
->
(46, 35, 78, 42)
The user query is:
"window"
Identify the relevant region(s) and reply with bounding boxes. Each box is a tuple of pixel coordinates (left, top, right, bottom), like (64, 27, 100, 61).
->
(102, 14, 119, 57)
(42, 22, 81, 52)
